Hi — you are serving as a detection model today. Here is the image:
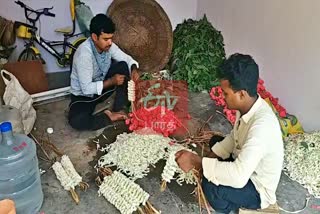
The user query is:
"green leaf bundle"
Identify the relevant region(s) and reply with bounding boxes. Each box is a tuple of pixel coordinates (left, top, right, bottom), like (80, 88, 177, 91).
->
(170, 15, 226, 92)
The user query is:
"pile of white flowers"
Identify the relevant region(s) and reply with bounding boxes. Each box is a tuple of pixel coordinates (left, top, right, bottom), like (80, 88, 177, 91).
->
(98, 133, 171, 180)
(97, 132, 196, 186)
(284, 132, 320, 198)
(98, 171, 149, 214)
(97, 132, 200, 213)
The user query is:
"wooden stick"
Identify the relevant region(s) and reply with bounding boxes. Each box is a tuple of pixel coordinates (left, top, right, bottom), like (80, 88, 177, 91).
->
(215, 110, 233, 126)
(44, 136, 63, 157)
(199, 114, 214, 132)
(197, 185, 202, 214)
(38, 156, 52, 163)
(30, 133, 51, 161)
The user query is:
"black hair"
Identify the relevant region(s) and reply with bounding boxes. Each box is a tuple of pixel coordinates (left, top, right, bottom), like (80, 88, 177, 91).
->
(90, 14, 115, 36)
(218, 53, 259, 97)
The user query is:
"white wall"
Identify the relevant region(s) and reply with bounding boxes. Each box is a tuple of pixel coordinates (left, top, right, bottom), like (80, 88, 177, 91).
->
(197, 0, 320, 131)
(1, 0, 197, 73)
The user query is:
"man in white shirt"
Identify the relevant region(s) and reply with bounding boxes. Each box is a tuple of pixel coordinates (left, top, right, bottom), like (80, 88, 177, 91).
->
(68, 14, 140, 130)
(176, 54, 284, 213)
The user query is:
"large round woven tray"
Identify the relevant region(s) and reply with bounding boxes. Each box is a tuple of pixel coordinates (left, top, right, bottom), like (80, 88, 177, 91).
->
(107, 0, 173, 73)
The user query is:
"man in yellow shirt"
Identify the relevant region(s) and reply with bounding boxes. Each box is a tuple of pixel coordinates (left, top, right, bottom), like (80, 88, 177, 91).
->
(176, 54, 284, 213)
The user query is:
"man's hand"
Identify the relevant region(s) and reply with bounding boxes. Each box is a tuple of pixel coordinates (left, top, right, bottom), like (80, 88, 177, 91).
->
(131, 69, 140, 82)
(111, 74, 126, 86)
(175, 150, 202, 173)
(131, 64, 140, 81)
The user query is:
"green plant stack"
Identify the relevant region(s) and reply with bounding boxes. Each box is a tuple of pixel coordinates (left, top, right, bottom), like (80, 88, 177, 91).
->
(170, 15, 226, 92)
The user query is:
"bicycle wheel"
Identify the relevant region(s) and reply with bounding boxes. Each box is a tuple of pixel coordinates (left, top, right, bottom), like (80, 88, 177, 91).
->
(70, 37, 86, 60)
(18, 48, 38, 61)
(69, 37, 86, 70)
(18, 47, 45, 64)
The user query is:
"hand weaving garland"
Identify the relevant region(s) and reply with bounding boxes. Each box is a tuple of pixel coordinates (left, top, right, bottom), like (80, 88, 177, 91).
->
(160, 145, 196, 191)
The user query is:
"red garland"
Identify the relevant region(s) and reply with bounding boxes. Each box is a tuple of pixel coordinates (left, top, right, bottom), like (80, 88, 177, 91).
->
(257, 79, 287, 117)
(126, 106, 186, 137)
(210, 78, 287, 124)
(209, 86, 237, 124)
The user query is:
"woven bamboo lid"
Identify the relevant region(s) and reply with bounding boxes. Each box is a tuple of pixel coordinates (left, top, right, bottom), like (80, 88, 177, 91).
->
(107, 0, 173, 73)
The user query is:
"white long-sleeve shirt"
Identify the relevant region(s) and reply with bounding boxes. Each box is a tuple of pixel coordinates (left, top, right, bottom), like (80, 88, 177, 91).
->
(70, 38, 139, 97)
(202, 96, 284, 209)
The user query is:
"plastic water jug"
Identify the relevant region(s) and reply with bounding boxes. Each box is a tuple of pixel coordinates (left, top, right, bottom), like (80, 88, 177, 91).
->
(0, 122, 43, 214)
(0, 99, 24, 134)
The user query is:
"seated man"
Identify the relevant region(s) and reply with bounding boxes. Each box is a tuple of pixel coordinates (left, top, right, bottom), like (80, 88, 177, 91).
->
(68, 14, 140, 131)
(176, 54, 284, 214)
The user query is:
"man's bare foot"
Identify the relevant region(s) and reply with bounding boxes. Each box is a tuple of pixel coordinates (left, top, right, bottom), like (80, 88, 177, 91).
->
(114, 110, 128, 117)
(104, 110, 128, 121)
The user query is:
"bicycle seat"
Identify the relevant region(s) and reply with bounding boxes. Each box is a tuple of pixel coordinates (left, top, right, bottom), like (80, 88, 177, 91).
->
(55, 26, 73, 34)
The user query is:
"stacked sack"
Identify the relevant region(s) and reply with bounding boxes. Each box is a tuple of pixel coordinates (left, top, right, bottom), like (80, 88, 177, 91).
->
(0, 16, 16, 65)
(0, 16, 16, 47)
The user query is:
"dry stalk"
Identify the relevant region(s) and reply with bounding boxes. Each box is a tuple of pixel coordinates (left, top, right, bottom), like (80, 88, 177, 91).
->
(160, 180, 167, 192)
(137, 207, 145, 214)
(38, 156, 52, 163)
(70, 189, 80, 204)
(199, 114, 215, 132)
(44, 134, 63, 157)
(197, 185, 202, 214)
(215, 110, 233, 127)
(143, 204, 152, 213)
(99, 167, 113, 177)
(30, 133, 51, 162)
(79, 181, 89, 192)
(146, 201, 160, 214)
(192, 169, 211, 214)
(193, 131, 224, 143)
(95, 176, 102, 186)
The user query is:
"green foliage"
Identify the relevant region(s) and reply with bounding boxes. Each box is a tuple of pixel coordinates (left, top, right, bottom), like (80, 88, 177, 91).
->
(74, 0, 83, 6)
(170, 15, 226, 92)
(140, 72, 154, 81)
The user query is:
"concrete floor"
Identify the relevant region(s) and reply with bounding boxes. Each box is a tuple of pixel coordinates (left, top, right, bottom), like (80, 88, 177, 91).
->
(32, 92, 319, 214)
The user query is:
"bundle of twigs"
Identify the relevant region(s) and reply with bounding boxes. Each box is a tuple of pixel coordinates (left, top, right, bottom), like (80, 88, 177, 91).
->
(191, 169, 211, 214)
(30, 132, 63, 163)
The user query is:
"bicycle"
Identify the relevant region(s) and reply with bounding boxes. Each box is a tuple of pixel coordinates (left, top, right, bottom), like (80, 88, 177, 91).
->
(14, 0, 87, 67)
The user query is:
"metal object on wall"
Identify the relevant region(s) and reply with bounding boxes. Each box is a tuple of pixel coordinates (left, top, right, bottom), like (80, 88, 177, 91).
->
(107, 0, 173, 74)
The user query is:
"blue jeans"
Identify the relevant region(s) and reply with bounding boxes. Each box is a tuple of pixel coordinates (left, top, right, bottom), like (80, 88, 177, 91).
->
(201, 136, 261, 213)
(202, 177, 261, 213)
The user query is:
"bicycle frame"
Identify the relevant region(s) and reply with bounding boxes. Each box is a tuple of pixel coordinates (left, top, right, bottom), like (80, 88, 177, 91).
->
(16, 0, 86, 66)
(30, 31, 83, 62)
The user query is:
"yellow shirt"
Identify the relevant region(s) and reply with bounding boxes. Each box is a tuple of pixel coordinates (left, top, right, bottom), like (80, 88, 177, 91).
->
(202, 96, 284, 209)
